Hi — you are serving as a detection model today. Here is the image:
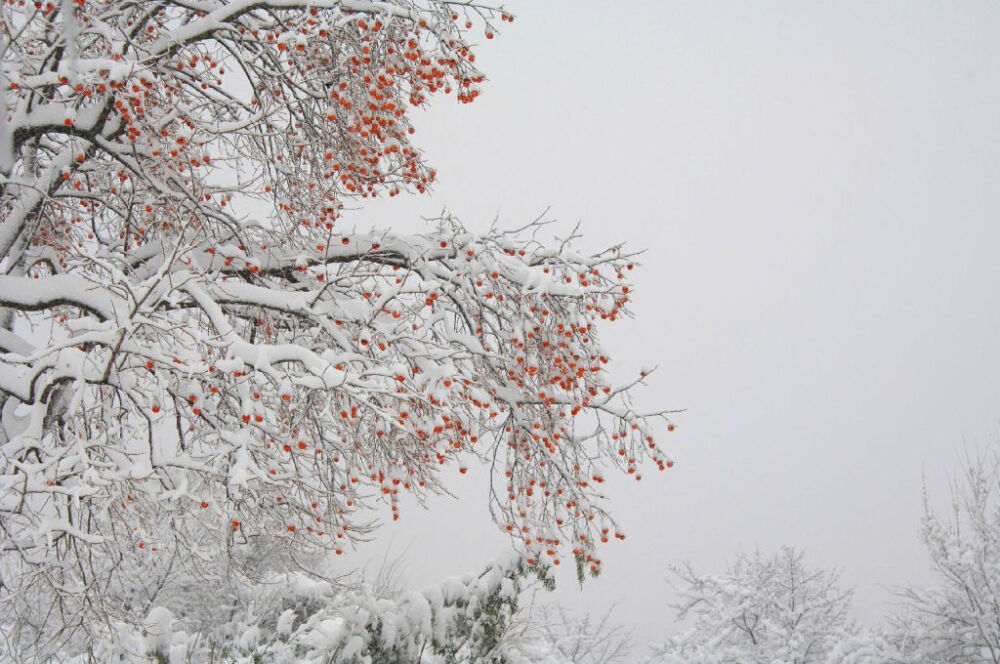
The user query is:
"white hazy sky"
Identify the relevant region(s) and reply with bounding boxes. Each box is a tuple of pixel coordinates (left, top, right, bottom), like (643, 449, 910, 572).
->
(340, 1, 1000, 650)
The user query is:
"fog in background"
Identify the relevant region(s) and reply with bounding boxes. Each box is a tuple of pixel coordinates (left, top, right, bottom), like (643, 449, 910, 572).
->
(339, 1, 1000, 648)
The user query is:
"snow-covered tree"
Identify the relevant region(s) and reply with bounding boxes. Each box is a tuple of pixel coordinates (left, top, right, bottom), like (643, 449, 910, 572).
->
(647, 547, 857, 664)
(524, 605, 632, 664)
(889, 450, 1000, 663)
(0, 0, 674, 658)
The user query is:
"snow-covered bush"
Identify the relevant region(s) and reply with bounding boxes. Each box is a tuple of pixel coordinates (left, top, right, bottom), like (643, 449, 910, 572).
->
(54, 552, 552, 664)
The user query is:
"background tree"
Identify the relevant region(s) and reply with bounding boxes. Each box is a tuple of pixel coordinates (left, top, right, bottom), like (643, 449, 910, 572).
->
(889, 448, 1000, 663)
(648, 547, 857, 664)
(523, 604, 633, 664)
(0, 0, 674, 658)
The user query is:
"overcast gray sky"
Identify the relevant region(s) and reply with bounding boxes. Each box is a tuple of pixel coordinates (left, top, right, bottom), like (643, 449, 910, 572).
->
(341, 1, 1000, 649)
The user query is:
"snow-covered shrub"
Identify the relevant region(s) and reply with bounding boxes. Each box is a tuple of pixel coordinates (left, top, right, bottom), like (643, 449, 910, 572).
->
(46, 552, 553, 664)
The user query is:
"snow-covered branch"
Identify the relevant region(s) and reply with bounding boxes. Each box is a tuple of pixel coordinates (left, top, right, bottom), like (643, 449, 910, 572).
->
(0, 1, 670, 658)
